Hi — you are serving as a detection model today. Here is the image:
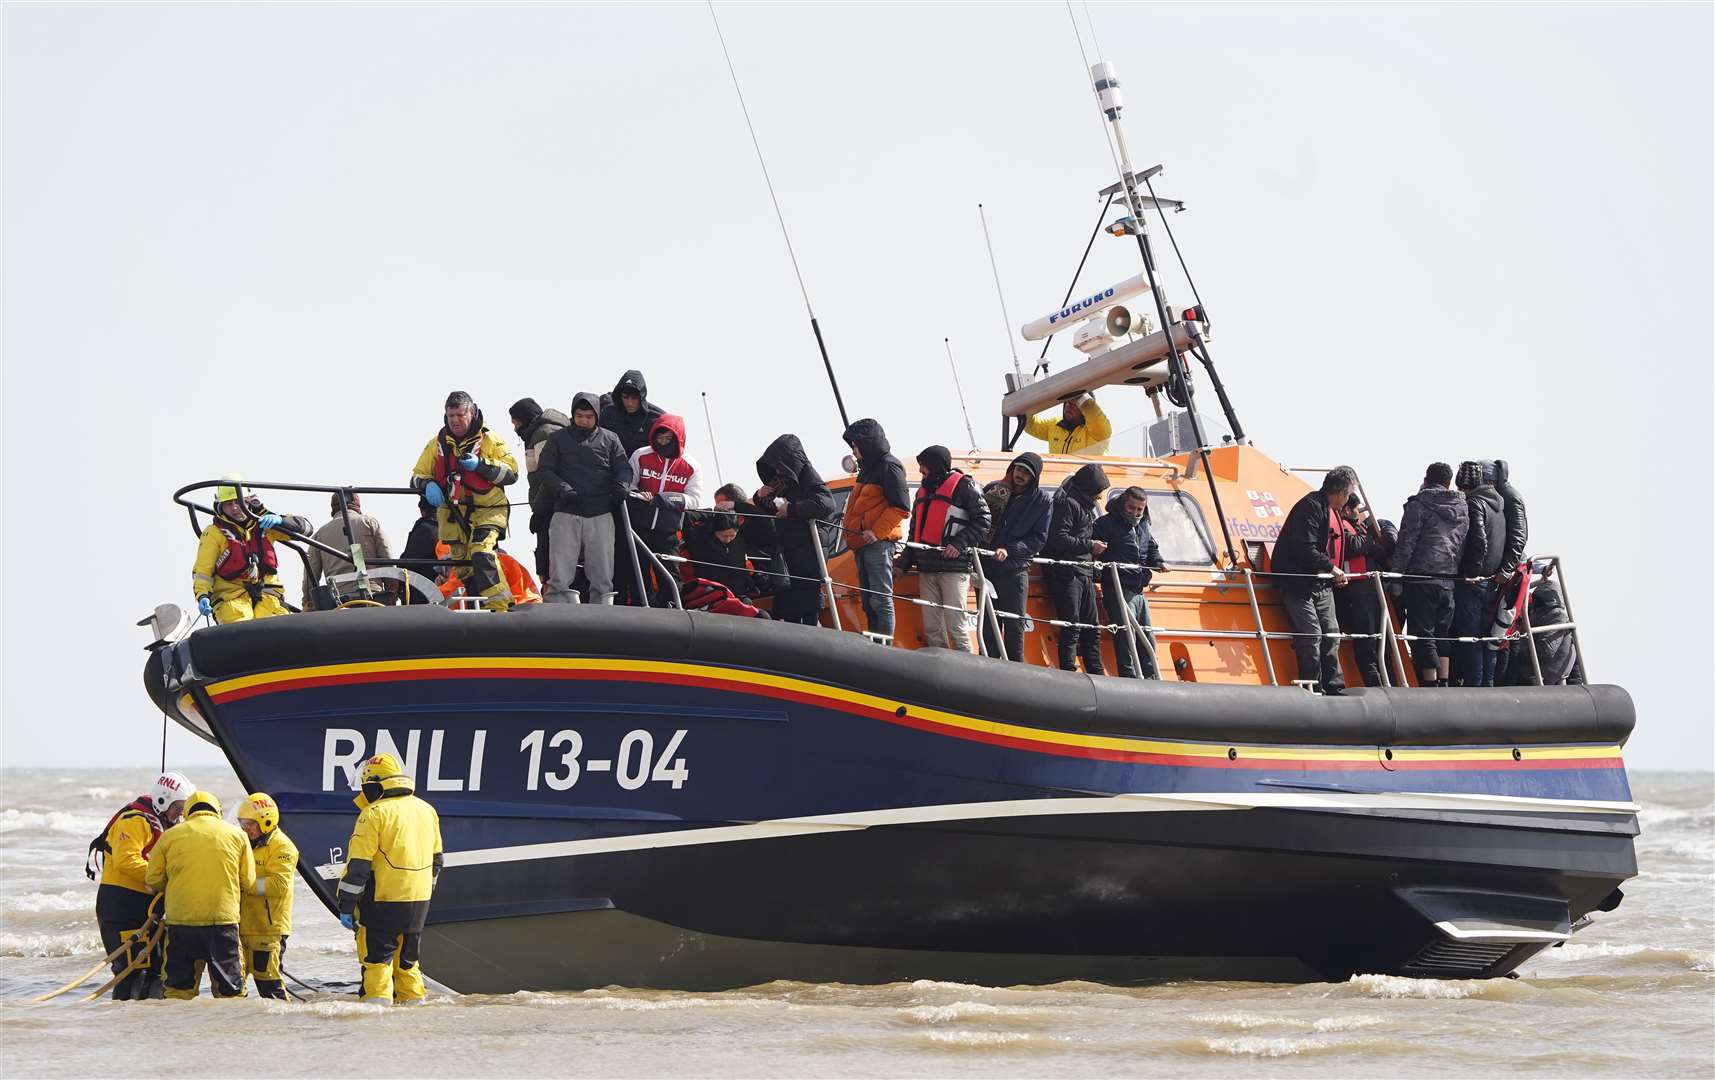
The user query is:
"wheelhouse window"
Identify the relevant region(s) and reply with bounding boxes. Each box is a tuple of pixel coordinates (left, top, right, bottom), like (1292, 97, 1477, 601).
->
(1146, 490, 1217, 566)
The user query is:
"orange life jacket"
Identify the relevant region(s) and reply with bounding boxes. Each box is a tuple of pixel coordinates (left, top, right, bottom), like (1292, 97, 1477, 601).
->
(909, 470, 970, 547)
(213, 519, 278, 581)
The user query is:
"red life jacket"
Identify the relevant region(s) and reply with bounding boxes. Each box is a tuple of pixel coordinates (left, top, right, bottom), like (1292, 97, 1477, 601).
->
(910, 471, 969, 547)
(85, 797, 162, 881)
(431, 433, 496, 498)
(1339, 516, 1366, 576)
(213, 519, 279, 581)
(1326, 507, 1346, 575)
(682, 579, 765, 619)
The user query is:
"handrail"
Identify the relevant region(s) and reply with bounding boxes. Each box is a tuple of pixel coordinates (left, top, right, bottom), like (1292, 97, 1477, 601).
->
(810, 517, 842, 632)
(967, 547, 1005, 658)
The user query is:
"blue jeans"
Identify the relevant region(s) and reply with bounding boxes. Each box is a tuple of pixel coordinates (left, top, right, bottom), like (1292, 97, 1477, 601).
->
(853, 540, 897, 636)
(1453, 580, 1499, 686)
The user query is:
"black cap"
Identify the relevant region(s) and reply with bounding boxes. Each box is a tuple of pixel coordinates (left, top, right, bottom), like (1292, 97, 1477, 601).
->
(509, 398, 543, 425)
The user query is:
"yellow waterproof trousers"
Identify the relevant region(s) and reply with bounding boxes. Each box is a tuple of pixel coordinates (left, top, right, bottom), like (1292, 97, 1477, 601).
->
(448, 525, 512, 611)
(213, 590, 289, 624)
(242, 933, 287, 999)
(356, 924, 425, 1004)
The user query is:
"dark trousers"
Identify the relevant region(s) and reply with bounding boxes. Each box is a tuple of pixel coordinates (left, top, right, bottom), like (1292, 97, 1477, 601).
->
(531, 512, 552, 582)
(1282, 586, 1344, 691)
(1452, 580, 1499, 686)
(95, 884, 159, 1000)
(1404, 583, 1455, 673)
(634, 527, 682, 607)
(1333, 585, 1384, 687)
(1102, 585, 1159, 679)
(773, 586, 822, 626)
(982, 569, 1030, 661)
(163, 923, 245, 998)
(1048, 572, 1105, 674)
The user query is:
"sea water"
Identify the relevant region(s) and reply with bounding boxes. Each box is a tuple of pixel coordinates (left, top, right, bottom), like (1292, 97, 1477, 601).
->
(1, 768, 1709, 1077)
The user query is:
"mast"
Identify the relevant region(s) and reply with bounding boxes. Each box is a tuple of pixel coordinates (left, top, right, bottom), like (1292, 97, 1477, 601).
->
(1088, 60, 1239, 567)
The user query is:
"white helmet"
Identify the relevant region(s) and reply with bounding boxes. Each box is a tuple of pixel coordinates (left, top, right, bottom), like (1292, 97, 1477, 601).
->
(150, 772, 193, 816)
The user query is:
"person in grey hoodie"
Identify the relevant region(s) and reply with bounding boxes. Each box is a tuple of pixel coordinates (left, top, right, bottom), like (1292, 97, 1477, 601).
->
(511, 397, 570, 580)
(1452, 461, 1506, 686)
(534, 393, 633, 604)
(1390, 461, 1470, 686)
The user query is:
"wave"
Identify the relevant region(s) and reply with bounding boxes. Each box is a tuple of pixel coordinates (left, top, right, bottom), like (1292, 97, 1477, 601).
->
(1535, 941, 1715, 971)
(1202, 1035, 1363, 1057)
(0, 931, 102, 957)
(1347, 974, 1486, 1000)
(902, 1001, 1035, 1024)
(3, 889, 96, 914)
(921, 1030, 1038, 1047)
(0, 810, 105, 837)
(1190, 1011, 1385, 1034)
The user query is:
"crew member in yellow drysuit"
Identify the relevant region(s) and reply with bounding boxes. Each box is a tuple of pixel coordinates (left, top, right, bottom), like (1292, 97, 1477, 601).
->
(191, 476, 312, 624)
(1024, 392, 1113, 455)
(237, 792, 298, 1000)
(87, 771, 192, 999)
(411, 391, 520, 611)
(145, 790, 255, 999)
(338, 754, 444, 1004)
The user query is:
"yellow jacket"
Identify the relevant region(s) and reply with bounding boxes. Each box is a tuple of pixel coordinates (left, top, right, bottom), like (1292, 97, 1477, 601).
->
(239, 829, 298, 938)
(411, 427, 519, 541)
(344, 781, 443, 905)
(1024, 397, 1113, 455)
(145, 808, 256, 926)
(191, 516, 306, 606)
(98, 804, 159, 895)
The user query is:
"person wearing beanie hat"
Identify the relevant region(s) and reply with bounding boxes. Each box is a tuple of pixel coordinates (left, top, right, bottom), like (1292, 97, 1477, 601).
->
(410, 391, 521, 611)
(979, 452, 1053, 661)
(1043, 462, 1113, 674)
(1452, 461, 1506, 685)
(510, 397, 570, 580)
(1023, 392, 1113, 455)
(896, 446, 992, 650)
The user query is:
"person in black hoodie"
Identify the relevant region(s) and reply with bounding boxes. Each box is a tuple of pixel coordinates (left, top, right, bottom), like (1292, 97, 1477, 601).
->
(398, 497, 446, 599)
(597, 370, 667, 457)
(679, 508, 756, 598)
(535, 393, 634, 604)
(979, 453, 1054, 662)
(896, 445, 992, 651)
(1271, 467, 1358, 694)
(1391, 462, 1470, 686)
(1452, 461, 1506, 686)
(1042, 462, 1112, 674)
(1092, 487, 1165, 678)
(753, 434, 837, 626)
(1333, 497, 1397, 688)
(1486, 459, 1529, 683)
(510, 397, 570, 580)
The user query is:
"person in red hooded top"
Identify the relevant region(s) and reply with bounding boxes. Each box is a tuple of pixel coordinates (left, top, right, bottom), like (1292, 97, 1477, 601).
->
(623, 414, 705, 605)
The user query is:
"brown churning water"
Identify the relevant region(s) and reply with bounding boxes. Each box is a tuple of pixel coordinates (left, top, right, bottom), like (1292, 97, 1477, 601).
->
(2, 769, 1709, 1077)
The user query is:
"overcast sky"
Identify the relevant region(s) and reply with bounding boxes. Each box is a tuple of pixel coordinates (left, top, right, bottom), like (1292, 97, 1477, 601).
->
(2, 3, 1709, 773)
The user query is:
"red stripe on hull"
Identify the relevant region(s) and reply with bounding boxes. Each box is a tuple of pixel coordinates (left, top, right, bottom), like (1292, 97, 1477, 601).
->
(209, 665, 1623, 774)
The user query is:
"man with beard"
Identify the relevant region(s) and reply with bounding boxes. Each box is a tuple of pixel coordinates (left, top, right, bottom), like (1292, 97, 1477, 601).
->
(410, 391, 520, 611)
(978, 453, 1054, 662)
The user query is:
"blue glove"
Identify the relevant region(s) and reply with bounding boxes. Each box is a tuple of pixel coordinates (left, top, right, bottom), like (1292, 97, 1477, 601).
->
(339, 912, 356, 931)
(457, 453, 480, 472)
(422, 482, 445, 508)
(257, 512, 283, 532)
(197, 595, 213, 618)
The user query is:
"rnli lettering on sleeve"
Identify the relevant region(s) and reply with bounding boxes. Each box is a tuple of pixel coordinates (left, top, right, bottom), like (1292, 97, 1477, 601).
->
(144, 792, 255, 999)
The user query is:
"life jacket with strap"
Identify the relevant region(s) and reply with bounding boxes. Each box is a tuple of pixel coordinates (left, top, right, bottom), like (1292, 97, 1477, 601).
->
(682, 578, 765, 619)
(1326, 507, 1346, 576)
(432, 431, 495, 503)
(213, 518, 279, 582)
(1490, 561, 1533, 651)
(85, 797, 162, 881)
(1340, 515, 1367, 576)
(910, 471, 970, 547)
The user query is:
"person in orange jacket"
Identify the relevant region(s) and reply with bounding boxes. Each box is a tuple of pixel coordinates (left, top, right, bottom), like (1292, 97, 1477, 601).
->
(435, 541, 542, 605)
(840, 419, 910, 640)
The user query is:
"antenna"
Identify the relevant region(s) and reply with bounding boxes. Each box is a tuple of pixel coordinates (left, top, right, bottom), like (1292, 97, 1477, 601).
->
(943, 338, 979, 450)
(707, 2, 851, 429)
(977, 204, 1024, 384)
(701, 391, 726, 486)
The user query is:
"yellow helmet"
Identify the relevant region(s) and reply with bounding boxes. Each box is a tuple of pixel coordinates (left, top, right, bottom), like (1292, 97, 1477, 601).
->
(214, 473, 246, 504)
(360, 753, 403, 786)
(184, 790, 222, 817)
(236, 792, 279, 835)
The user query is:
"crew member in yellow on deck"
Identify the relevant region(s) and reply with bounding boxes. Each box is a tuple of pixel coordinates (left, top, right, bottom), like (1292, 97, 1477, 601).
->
(191, 475, 312, 624)
(1024, 392, 1112, 455)
(412, 391, 520, 611)
(144, 790, 256, 999)
(237, 792, 298, 1000)
(338, 754, 444, 1005)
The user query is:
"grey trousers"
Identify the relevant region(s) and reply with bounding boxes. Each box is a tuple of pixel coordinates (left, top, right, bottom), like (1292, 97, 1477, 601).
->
(1283, 587, 1344, 691)
(918, 572, 971, 651)
(547, 512, 616, 604)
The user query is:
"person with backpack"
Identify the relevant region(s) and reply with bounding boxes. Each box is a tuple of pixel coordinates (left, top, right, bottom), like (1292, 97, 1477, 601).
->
(896, 445, 992, 651)
(88, 772, 192, 1000)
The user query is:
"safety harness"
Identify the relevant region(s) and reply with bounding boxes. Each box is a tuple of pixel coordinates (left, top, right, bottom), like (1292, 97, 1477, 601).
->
(85, 798, 162, 881)
(910, 470, 970, 547)
(433, 431, 495, 505)
(212, 518, 279, 583)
